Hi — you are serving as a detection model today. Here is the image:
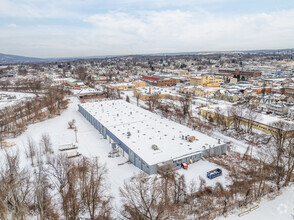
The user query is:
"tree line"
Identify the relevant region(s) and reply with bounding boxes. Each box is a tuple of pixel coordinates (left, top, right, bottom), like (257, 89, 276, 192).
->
(0, 86, 70, 139)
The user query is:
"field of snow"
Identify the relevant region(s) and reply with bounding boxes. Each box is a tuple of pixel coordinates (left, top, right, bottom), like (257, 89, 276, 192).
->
(1, 97, 140, 212)
(1, 95, 293, 219)
(0, 96, 230, 214)
(0, 91, 35, 110)
(220, 186, 294, 220)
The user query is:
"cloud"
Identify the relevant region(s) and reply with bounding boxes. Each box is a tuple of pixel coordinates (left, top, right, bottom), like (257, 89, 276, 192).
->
(0, 0, 227, 19)
(0, 0, 81, 19)
(82, 9, 294, 52)
(7, 23, 18, 28)
(0, 8, 294, 57)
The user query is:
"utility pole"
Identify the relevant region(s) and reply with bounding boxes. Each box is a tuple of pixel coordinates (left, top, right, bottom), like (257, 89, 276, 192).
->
(74, 126, 78, 143)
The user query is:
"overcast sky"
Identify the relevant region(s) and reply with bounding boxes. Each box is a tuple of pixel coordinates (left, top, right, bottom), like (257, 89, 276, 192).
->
(0, 0, 294, 58)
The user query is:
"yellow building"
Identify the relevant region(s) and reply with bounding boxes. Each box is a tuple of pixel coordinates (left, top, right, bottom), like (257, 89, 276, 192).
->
(205, 83, 221, 87)
(109, 83, 132, 90)
(198, 107, 233, 127)
(199, 107, 294, 138)
(190, 76, 224, 87)
(134, 87, 183, 101)
(194, 87, 220, 97)
(190, 77, 202, 86)
(109, 81, 146, 90)
(133, 81, 146, 88)
(134, 88, 169, 101)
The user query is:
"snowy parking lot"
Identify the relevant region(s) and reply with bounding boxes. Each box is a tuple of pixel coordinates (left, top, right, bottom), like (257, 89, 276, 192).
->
(177, 159, 231, 188)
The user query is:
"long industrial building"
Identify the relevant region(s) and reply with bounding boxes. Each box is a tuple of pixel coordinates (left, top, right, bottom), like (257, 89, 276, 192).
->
(78, 100, 227, 174)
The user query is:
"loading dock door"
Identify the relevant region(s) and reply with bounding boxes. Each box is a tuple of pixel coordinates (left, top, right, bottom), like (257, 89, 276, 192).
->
(118, 146, 129, 160)
(123, 151, 129, 160)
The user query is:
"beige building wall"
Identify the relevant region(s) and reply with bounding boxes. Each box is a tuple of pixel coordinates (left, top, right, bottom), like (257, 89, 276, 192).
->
(199, 108, 294, 138)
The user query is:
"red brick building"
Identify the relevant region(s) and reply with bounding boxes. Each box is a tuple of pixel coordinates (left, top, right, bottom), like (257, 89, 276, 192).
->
(285, 87, 294, 97)
(142, 75, 177, 87)
(217, 69, 261, 81)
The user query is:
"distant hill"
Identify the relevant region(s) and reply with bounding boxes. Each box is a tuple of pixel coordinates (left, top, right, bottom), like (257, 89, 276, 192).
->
(1, 48, 293, 65)
(0, 53, 111, 65)
(0, 53, 49, 65)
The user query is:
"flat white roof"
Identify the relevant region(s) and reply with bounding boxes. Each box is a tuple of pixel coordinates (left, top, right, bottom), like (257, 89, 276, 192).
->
(80, 100, 224, 165)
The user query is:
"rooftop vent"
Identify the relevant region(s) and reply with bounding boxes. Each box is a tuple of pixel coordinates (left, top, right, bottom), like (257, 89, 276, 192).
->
(189, 136, 196, 142)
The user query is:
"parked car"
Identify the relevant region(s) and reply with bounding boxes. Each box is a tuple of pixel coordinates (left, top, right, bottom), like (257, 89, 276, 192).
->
(181, 163, 188, 169)
(207, 168, 222, 179)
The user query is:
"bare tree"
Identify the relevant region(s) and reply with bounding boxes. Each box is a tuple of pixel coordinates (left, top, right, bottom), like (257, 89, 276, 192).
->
(244, 107, 259, 134)
(26, 137, 37, 166)
(39, 133, 53, 154)
(126, 95, 130, 103)
(269, 121, 294, 189)
(158, 164, 187, 205)
(68, 119, 76, 129)
(120, 172, 165, 219)
(0, 150, 33, 220)
(229, 105, 243, 131)
(76, 66, 88, 81)
(79, 157, 113, 220)
(33, 163, 58, 219)
(135, 93, 141, 106)
(214, 107, 228, 131)
(120, 170, 186, 220)
(48, 154, 81, 219)
(180, 97, 191, 118)
(48, 155, 113, 219)
(147, 94, 159, 112)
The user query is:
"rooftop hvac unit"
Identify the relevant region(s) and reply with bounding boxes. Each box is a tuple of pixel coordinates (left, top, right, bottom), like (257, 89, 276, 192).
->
(152, 144, 159, 150)
(127, 131, 131, 136)
(189, 136, 196, 142)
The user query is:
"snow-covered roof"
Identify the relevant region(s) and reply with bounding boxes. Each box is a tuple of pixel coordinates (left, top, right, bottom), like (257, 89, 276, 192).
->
(109, 83, 133, 87)
(80, 100, 224, 165)
(78, 88, 103, 95)
(137, 86, 178, 95)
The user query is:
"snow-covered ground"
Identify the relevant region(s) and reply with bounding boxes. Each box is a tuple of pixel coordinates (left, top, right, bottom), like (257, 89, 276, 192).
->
(1, 96, 230, 214)
(220, 186, 294, 220)
(177, 159, 231, 188)
(0, 91, 35, 110)
(2, 94, 293, 219)
(1, 97, 140, 211)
